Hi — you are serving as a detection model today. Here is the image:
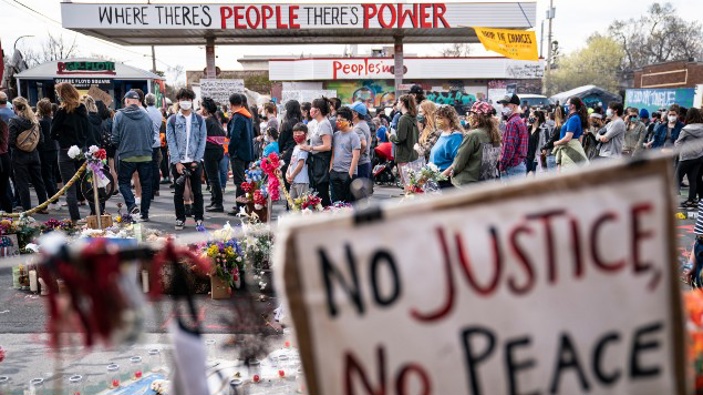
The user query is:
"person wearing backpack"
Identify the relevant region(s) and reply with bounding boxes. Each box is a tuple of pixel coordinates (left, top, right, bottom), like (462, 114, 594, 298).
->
(8, 97, 48, 213)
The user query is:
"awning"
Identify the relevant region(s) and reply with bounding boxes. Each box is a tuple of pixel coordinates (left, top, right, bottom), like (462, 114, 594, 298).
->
(60, 1, 537, 46)
(15, 59, 162, 81)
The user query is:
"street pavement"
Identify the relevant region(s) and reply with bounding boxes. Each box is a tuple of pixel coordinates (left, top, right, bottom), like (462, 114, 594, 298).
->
(0, 182, 696, 393)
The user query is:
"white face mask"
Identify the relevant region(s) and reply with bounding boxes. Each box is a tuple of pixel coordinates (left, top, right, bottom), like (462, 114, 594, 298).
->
(606, 109, 613, 118)
(668, 115, 678, 123)
(179, 101, 192, 111)
(501, 106, 513, 117)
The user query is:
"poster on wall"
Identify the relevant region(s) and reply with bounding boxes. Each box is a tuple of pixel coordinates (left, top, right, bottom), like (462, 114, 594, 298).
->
(325, 80, 396, 107)
(277, 157, 685, 395)
(625, 88, 695, 114)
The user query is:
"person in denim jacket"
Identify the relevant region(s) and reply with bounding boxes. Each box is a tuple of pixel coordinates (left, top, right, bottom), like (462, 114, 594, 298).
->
(166, 88, 207, 231)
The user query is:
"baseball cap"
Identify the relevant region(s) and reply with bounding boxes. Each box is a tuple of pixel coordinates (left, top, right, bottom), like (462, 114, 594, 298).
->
(124, 91, 140, 100)
(468, 101, 493, 115)
(497, 93, 520, 106)
(409, 84, 424, 95)
(349, 101, 368, 117)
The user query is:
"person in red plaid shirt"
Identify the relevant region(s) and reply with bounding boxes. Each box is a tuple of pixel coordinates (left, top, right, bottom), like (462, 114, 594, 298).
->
(497, 93, 529, 179)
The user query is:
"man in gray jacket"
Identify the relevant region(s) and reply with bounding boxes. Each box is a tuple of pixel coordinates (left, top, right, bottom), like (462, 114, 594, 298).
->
(112, 90, 155, 221)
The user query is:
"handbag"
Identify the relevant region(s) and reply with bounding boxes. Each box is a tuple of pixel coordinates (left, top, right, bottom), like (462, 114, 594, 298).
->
(307, 150, 332, 186)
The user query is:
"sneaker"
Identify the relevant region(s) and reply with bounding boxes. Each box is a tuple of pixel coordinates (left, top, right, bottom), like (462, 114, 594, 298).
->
(160, 178, 171, 185)
(75, 218, 87, 225)
(49, 203, 61, 211)
(135, 197, 141, 205)
(206, 206, 224, 213)
(129, 205, 140, 216)
(195, 220, 204, 229)
(139, 216, 150, 222)
(175, 220, 185, 231)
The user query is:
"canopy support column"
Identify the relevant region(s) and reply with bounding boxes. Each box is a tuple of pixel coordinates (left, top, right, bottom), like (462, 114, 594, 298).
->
(393, 35, 404, 97)
(205, 36, 216, 79)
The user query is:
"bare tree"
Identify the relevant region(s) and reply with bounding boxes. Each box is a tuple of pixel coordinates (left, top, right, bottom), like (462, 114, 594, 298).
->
(441, 43, 472, 57)
(608, 2, 703, 71)
(21, 33, 79, 67)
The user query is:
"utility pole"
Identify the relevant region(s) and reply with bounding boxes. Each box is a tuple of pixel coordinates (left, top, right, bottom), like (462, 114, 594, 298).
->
(544, 0, 555, 96)
(540, 20, 544, 59)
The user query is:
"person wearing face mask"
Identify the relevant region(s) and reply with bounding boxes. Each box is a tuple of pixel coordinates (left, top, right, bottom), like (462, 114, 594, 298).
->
(389, 94, 420, 183)
(349, 101, 372, 180)
(112, 90, 155, 221)
(429, 105, 464, 187)
(166, 88, 207, 229)
(285, 123, 310, 200)
(650, 104, 684, 151)
(597, 102, 627, 159)
(329, 107, 361, 203)
(496, 93, 529, 179)
(201, 97, 226, 213)
(553, 97, 589, 170)
(227, 93, 255, 215)
(414, 100, 439, 162)
(623, 107, 646, 156)
(300, 98, 333, 206)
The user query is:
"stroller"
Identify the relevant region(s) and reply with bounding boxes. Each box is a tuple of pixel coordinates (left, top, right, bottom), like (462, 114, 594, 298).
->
(372, 142, 396, 185)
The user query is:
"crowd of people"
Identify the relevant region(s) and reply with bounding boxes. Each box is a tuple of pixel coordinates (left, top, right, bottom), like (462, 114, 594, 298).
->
(0, 82, 701, 230)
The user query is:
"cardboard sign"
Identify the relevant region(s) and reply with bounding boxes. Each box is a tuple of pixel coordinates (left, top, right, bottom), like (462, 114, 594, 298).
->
(277, 157, 685, 395)
(88, 84, 114, 107)
(474, 27, 538, 61)
(200, 79, 244, 105)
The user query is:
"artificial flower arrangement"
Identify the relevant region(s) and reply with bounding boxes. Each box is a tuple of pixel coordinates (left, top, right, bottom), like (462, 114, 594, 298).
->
(292, 191, 323, 213)
(241, 221, 274, 292)
(40, 219, 77, 235)
(239, 166, 269, 210)
(404, 163, 447, 194)
(68, 144, 110, 188)
(205, 239, 244, 288)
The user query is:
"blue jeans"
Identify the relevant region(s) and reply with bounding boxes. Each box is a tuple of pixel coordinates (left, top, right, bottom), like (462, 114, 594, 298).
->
(219, 154, 229, 187)
(502, 162, 527, 181)
(546, 155, 557, 172)
(118, 160, 153, 217)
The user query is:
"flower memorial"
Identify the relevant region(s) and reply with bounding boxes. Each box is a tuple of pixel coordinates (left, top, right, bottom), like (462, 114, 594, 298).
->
(239, 166, 268, 210)
(68, 145, 110, 189)
(259, 153, 282, 202)
(403, 163, 447, 194)
(292, 191, 323, 213)
(241, 221, 274, 292)
(204, 239, 244, 288)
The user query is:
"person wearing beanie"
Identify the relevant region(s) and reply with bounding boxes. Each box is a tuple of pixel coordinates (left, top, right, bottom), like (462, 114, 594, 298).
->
(639, 108, 650, 126)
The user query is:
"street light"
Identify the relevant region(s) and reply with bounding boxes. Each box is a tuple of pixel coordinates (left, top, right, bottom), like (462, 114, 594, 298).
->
(13, 35, 35, 52)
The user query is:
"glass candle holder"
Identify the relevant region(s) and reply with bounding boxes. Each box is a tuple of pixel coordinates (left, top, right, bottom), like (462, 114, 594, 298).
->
(106, 364, 120, 389)
(130, 356, 143, 380)
(205, 339, 217, 363)
(147, 349, 161, 373)
(277, 355, 290, 379)
(296, 367, 307, 394)
(29, 377, 45, 395)
(247, 359, 261, 384)
(228, 378, 243, 395)
(68, 375, 83, 395)
(0, 376, 9, 391)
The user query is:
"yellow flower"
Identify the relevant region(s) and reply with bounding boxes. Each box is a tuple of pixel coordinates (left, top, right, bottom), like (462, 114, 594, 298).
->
(115, 215, 122, 223)
(676, 212, 687, 220)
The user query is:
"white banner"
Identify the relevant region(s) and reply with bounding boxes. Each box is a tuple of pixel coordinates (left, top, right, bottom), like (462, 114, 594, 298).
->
(200, 79, 244, 105)
(277, 158, 685, 395)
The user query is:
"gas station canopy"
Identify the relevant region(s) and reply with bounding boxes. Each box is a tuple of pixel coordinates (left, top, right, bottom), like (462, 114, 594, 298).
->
(60, 1, 537, 45)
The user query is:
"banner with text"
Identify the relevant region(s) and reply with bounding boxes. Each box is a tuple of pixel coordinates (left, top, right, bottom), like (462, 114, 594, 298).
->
(200, 79, 244, 105)
(625, 88, 695, 115)
(277, 157, 684, 395)
(474, 27, 538, 61)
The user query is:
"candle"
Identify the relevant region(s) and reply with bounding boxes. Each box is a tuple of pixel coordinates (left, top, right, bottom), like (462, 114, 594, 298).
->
(253, 374, 260, 383)
(278, 369, 285, 378)
(29, 270, 38, 293)
(135, 370, 142, 379)
(111, 379, 120, 388)
(38, 278, 48, 296)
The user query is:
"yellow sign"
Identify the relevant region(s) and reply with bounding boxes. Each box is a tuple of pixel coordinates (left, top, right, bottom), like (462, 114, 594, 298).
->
(473, 27, 538, 61)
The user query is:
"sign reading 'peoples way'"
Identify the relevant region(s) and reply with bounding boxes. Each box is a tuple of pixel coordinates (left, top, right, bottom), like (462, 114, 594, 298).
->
(276, 157, 686, 395)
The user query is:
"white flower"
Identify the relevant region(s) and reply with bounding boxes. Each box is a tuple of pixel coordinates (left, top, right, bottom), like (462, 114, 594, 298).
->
(67, 145, 82, 159)
(254, 203, 264, 210)
(88, 145, 99, 154)
(236, 256, 242, 262)
(427, 163, 439, 172)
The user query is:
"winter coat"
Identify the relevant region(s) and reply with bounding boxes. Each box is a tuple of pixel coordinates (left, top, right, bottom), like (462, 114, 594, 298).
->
(227, 108, 254, 162)
(51, 104, 95, 149)
(652, 121, 684, 149)
(112, 105, 154, 160)
(38, 116, 58, 152)
(389, 113, 419, 163)
(9, 116, 42, 161)
(675, 123, 703, 161)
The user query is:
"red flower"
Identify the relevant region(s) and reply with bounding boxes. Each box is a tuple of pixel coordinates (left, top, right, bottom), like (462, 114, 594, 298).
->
(253, 190, 266, 206)
(94, 148, 107, 160)
(240, 182, 253, 193)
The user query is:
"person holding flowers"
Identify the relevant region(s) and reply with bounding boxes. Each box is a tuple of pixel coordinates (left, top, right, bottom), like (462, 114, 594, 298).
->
(428, 105, 464, 188)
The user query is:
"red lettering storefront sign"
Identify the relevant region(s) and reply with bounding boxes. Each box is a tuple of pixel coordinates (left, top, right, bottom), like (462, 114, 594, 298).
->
(332, 59, 407, 80)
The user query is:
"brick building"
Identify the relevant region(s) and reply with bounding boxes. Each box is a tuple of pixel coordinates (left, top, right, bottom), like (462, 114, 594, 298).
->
(633, 60, 703, 89)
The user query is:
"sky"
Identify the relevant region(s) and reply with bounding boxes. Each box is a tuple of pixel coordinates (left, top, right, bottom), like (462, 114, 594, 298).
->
(1, 0, 701, 84)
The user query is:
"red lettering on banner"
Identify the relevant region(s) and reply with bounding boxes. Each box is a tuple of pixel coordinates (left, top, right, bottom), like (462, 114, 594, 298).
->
(433, 4, 449, 28)
(398, 4, 418, 28)
(246, 7, 260, 29)
(419, 4, 432, 28)
(289, 5, 300, 28)
(219, 7, 232, 29)
(362, 4, 378, 29)
(233, 6, 246, 29)
(378, 4, 397, 29)
(591, 212, 626, 272)
(261, 5, 273, 28)
(275, 6, 288, 28)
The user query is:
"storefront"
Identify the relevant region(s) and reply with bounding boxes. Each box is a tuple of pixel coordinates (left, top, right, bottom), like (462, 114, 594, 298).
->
(269, 56, 544, 110)
(15, 59, 164, 107)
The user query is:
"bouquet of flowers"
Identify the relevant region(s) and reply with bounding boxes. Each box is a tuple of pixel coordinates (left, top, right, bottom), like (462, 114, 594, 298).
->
(239, 165, 269, 210)
(41, 219, 76, 235)
(404, 163, 447, 194)
(69, 145, 110, 188)
(204, 239, 244, 288)
(0, 219, 19, 235)
(292, 191, 323, 213)
(241, 222, 273, 291)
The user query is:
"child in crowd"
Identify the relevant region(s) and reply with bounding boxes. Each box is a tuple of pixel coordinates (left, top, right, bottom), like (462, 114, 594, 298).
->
(286, 123, 310, 200)
(330, 107, 361, 203)
(262, 127, 279, 157)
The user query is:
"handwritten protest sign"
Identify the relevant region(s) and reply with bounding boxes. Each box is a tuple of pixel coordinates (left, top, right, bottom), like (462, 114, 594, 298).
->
(87, 84, 113, 107)
(200, 79, 244, 105)
(277, 157, 685, 395)
(474, 27, 538, 61)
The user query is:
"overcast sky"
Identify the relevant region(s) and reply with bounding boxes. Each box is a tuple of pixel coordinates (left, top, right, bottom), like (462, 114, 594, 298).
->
(1, 0, 701, 83)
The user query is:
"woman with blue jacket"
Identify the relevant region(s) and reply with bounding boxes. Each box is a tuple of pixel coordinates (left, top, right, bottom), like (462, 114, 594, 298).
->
(650, 104, 684, 150)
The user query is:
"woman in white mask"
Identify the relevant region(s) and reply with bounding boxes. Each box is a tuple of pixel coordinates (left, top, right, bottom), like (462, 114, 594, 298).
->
(649, 104, 683, 151)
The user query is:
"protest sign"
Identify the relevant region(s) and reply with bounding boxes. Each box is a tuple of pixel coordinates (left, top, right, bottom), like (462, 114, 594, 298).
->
(200, 79, 244, 104)
(474, 27, 538, 61)
(277, 157, 685, 395)
(88, 84, 114, 107)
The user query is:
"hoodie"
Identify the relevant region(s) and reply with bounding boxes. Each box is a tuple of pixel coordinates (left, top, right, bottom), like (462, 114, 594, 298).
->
(51, 104, 96, 149)
(111, 105, 154, 160)
(88, 112, 103, 149)
(227, 107, 254, 162)
(675, 123, 703, 162)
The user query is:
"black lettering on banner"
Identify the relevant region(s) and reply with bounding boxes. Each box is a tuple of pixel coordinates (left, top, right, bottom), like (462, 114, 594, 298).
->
(202, 5, 212, 27)
(98, 6, 112, 24)
(350, 6, 359, 25)
(304, 7, 313, 24)
(503, 336, 538, 395)
(331, 7, 340, 25)
(549, 333, 591, 393)
(629, 321, 663, 379)
(182, 6, 192, 25)
(460, 326, 496, 395)
(155, 5, 164, 24)
(320, 245, 364, 317)
(369, 250, 401, 307)
(592, 332, 622, 385)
